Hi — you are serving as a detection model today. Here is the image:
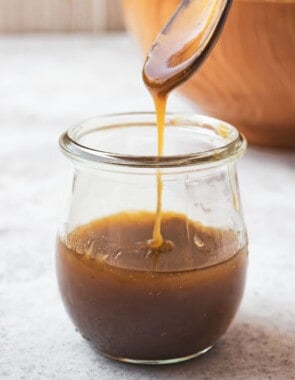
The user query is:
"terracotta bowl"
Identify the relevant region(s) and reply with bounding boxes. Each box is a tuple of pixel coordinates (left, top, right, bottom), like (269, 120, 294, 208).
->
(121, 0, 295, 148)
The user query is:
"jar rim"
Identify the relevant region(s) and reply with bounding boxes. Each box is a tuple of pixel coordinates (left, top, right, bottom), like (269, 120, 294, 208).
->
(59, 112, 247, 168)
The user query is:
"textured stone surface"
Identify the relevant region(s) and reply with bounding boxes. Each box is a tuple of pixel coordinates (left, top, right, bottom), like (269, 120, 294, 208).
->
(0, 34, 294, 380)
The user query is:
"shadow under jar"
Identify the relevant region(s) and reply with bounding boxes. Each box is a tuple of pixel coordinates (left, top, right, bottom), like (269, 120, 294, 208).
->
(56, 113, 248, 365)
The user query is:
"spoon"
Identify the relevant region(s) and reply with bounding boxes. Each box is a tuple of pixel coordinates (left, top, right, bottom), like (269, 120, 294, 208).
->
(143, 0, 233, 95)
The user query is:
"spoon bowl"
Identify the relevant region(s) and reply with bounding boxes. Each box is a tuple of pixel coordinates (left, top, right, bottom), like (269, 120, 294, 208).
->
(143, 0, 232, 95)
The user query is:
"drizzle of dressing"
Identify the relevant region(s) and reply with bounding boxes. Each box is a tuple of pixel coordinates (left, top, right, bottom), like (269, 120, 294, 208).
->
(142, 0, 233, 247)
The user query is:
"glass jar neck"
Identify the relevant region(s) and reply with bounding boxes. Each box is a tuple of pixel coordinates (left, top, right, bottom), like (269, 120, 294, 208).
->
(60, 112, 247, 172)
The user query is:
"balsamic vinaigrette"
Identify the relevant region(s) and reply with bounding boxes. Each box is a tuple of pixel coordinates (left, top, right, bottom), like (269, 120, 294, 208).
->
(147, 93, 167, 248)
(57, 212, 247, 360)
(56, 0, 247, 362)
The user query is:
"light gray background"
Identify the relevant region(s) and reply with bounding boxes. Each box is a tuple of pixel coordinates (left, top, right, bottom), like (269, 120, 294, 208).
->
(1, 35, 294, 380)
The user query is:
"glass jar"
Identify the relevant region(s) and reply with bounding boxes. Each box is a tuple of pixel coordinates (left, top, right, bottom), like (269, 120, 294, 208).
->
(56, 112, 248, 365)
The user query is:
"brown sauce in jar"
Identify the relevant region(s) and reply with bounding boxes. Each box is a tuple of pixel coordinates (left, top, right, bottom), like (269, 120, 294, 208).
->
(57, 212, 247, 360)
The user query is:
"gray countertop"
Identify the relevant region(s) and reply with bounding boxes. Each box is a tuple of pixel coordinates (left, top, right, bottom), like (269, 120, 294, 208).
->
(1, 34, 294, 380)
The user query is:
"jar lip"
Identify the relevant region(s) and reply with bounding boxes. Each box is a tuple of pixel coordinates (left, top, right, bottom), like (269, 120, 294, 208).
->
(59, 112, 247, 168)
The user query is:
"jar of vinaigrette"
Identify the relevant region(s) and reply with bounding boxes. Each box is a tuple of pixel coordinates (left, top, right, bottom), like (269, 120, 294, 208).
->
(56, 112, 248, 365)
